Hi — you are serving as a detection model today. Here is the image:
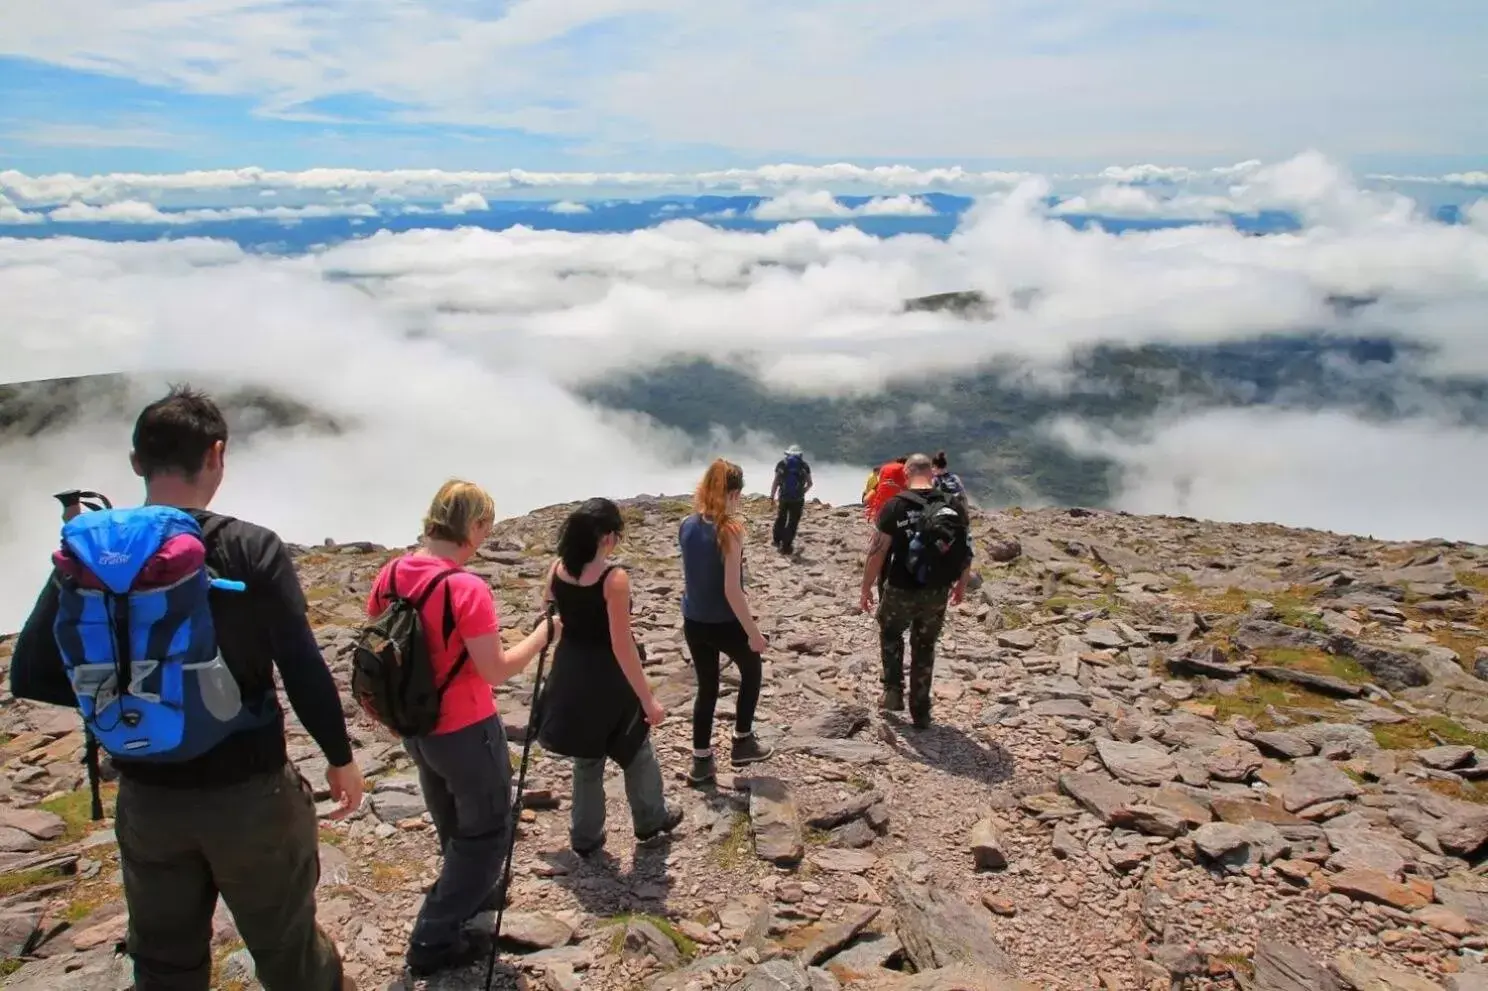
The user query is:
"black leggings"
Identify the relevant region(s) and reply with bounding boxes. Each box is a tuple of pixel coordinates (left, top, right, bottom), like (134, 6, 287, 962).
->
(684, 618, 763, 752)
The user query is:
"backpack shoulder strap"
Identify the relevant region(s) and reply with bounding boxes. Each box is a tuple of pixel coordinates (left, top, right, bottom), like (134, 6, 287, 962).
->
(413, 567, 462, 610)
(434, 571, 474, 695)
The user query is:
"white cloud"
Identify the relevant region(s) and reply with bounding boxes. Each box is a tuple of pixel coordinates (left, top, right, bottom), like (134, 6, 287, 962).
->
(0, 194, 43, 225)
(45, 200, 381, 224)
(548, 200, 591, 214)
(854, 195, 936, 218)
(443, 192, 490, 214)
(752, 190, 854, 220)
(0, 164, 1028, 208)
(1051, 185, 1230, 220)
(751, 191, 936, 220)
(0, 159, 1482, 216)
(1054, 408, 1488, 544)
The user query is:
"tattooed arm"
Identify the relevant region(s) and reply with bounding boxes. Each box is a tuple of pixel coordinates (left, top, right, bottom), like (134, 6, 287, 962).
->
(860, 526, 893, 612)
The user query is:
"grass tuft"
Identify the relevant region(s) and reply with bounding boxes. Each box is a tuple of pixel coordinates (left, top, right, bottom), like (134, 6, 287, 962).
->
(712, 811, 752, 869)
(39, 783, 119, 845)
(0, 866, 69, 898)
(607, 913, 697, 961)
(1372, 715, 1488, 752)
(1254, 647, 1371, 684)
(1195, 676, 1345, 730)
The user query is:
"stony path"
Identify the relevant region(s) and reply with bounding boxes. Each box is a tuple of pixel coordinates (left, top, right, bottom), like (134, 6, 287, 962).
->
(4, 498, 1488, 990)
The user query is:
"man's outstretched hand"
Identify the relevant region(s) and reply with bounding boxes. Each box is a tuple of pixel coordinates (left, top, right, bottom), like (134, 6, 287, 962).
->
(325, 761, 365, 820)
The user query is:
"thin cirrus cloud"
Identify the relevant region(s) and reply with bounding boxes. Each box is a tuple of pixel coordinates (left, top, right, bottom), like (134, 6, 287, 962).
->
(1, 1, 1485, 165)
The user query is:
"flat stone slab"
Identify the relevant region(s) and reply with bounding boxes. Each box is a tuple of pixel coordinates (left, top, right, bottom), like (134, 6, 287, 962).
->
(1095, 739, 1176, 786)
(1058, 772, 1137, 824)
(1279, 757, 1361, 813)
(747, 776, 805, 866)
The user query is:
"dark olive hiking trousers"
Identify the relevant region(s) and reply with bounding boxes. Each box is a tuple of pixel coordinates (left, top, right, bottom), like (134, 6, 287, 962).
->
(115, 764, 344, 991)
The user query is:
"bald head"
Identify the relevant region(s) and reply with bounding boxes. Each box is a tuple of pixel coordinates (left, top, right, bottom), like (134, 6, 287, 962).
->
(904, 453, 934, 483)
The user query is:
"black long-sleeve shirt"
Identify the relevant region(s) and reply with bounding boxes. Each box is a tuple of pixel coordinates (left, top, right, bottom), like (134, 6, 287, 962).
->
(10, 509, 353, 787)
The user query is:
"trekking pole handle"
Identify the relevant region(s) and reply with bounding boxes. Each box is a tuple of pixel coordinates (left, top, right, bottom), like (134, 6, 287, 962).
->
(54, 490, 112, 521)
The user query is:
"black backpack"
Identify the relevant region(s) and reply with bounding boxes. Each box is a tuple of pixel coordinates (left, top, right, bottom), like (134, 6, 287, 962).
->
(351, 560, 470, 738)
(900, 489, 972, 588)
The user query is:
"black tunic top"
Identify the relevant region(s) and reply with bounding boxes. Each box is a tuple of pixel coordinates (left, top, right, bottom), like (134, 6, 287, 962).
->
(536, 566, 649, 766)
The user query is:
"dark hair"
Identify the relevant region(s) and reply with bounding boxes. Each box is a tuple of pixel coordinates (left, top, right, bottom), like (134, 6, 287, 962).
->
(557, 497, 625, 577)
(932, 451, 948, 470)
(132, 384, 229, 480)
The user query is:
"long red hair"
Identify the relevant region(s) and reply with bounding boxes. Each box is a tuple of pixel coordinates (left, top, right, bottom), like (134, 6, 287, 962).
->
(694, 459, 745, 555)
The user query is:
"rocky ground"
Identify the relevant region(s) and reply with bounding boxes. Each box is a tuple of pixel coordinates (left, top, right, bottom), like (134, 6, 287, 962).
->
(5, 497, 1488, 990)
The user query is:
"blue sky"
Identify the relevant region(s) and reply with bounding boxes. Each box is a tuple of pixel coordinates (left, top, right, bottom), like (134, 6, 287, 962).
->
(1, 0, 1485, 176)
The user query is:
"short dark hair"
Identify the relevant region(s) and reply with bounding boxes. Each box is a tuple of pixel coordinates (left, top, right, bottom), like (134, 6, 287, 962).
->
(132, 384, 229, 479)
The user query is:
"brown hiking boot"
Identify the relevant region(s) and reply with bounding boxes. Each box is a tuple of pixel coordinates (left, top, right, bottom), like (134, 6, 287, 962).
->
(881, 686, 904, 712)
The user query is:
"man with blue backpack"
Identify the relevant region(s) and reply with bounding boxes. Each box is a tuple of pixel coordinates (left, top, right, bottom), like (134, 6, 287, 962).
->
(9, 386, 362, 991)
(857, 453, 973, 729)
(769, 444, 813, 555)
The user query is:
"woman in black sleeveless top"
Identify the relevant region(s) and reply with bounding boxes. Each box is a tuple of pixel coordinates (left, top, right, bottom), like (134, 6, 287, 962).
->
(537, 498, 681, 855)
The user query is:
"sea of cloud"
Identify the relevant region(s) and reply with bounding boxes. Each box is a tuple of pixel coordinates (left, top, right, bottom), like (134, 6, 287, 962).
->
(2, 152, 1488, 632)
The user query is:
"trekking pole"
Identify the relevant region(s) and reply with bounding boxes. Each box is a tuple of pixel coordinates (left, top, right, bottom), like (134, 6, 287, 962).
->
(54, 490, 111, 820)
(483, 604, 555, 991)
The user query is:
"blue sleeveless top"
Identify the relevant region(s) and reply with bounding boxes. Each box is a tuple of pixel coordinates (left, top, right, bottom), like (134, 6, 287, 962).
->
(679, 513, 740, 624)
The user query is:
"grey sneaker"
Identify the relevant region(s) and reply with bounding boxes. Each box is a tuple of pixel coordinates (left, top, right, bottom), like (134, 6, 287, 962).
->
(729, 733, 775, 768)
(686, 754, 717, 786)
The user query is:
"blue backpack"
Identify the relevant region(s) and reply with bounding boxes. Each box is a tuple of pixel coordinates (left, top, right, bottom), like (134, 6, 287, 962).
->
(779, 454, 807, 500)
(51, 505, 271, 764)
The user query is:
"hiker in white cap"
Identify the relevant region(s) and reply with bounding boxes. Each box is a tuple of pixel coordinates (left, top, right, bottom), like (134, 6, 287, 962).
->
(769, 444, 813, 555)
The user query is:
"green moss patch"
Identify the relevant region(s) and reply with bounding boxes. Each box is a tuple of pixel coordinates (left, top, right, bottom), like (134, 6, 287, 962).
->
(39, 783, 118, 845)
(1372, 715, 1488, 752)
(1254, 647, 1371, 684)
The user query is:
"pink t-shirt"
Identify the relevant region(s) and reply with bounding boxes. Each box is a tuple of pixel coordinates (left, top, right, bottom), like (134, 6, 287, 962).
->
(366, 552, 500, 736)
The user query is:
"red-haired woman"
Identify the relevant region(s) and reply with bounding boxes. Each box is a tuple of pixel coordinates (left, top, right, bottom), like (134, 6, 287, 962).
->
(677, 459, 774, 786)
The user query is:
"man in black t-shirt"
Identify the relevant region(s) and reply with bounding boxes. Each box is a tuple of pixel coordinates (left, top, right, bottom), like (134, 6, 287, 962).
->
(10, 386, 362, 991)
(858, 453, 973, 729)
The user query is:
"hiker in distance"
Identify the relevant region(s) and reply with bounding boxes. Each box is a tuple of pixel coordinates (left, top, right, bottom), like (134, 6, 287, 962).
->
(769, 443, 813, 554)
(680, 459, 774, 785)
(859, 452, 975, 729)
(10, 385, 363, 991)
(538, 498, 684, 854)
(931, 451, 969, 511)
(361, 479, 558, 978)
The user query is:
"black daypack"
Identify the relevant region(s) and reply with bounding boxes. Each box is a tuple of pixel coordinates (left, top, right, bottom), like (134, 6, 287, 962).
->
(350, 560, 470, 738)
(900, 489, 972, 588)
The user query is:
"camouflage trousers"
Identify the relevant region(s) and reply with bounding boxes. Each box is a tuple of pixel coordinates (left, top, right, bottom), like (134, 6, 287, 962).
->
(877, 583, 950, 718)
